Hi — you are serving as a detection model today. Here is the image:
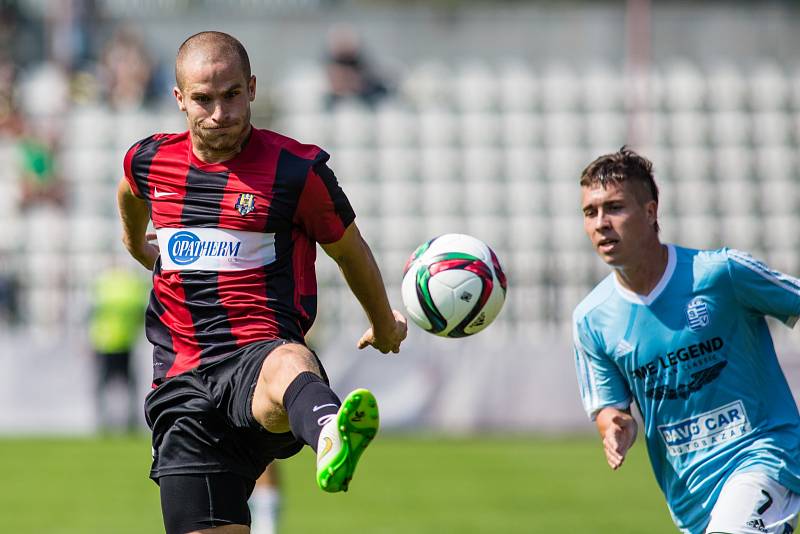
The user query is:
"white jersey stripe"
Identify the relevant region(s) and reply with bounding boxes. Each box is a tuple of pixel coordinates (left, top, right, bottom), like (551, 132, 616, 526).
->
(728, 250, 800, 297)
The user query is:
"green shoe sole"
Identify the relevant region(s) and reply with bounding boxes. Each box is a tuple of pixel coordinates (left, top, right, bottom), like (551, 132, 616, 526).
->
(316, 388, 379, 493)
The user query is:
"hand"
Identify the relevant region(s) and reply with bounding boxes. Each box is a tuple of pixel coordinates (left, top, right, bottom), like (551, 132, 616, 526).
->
(602, 413, 638, 470)
(129, 232, 160, 270)
(357, 309, 407, 354)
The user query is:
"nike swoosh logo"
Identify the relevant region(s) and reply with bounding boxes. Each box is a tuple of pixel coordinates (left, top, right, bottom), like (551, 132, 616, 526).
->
(319, 436, 333, 459)
(153, 187, 177, 198)
(313, 403, 338, 412)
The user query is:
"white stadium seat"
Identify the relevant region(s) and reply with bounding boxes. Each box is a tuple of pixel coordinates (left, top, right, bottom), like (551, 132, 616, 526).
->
(461, 112, 500, 147)
(507, 214, 550, 252)
(662, 60, 706, 111)
(749, 61, 789, 112)
(668, 111, 708, 147)
(719, 215, 761, 251)
(709, 112, 751, 147)
(419, 147, 460, 182)
(379, 181, 420, 217)
(585, 112, 627, 149)
(455, 61, 498, 112)
(419, 110, 459, 147)
(713, 146, 753, 182)
(759, 179, 797, 215)
(755, 145, 796, 182)
(462, 147, 502, 183)
(505, 180, 548, 217)
(582, 64, 624, 112)
(678, 215, 719, 248)
(707, 63, 747, 112)
(375, 105, 418, 148)
(421, 180, 462, 216)
(543, 112, 583, 147)
(501, 112, 540, 148)
(673, 179, 716, 216)
(331, 102, 374, 148)
(715, 179, 757, 217)
(540, 63, 581, 112)
(279, 113, 330, 147)
(330, 148, 375, 182)
(344, 181, 378, 217)
(498, 60, 538, 112)
(379, 148, 420, 183)
(504, 147, 545, 182)
(762, 215, 800, 251)
(464, 180, 505, 216)
(752, 112, 791, 146)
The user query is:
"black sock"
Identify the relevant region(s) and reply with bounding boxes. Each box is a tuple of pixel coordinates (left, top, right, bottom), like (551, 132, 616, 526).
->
(282, 372, 341, 452)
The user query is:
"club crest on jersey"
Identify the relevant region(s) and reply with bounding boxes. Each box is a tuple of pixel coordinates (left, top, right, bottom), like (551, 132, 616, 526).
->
(235, 193, 256, 216)
(686, 297, 710, 331)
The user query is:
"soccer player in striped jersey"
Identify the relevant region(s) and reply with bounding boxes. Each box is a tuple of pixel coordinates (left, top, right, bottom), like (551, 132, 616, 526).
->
(573, 147, 800, 534)
(117, 31, 407, 534)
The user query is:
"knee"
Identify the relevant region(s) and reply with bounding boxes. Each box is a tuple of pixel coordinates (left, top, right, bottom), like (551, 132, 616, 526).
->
(256, 344, 321, 404)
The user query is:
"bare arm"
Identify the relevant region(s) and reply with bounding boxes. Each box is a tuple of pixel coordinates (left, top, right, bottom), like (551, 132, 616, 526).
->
(117, 178, 158, 270)
(321, 223, 407, 354)
(595, 407, 638, 470)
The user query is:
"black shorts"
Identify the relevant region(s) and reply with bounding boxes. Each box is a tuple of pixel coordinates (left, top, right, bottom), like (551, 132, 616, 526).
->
(144, 338, 327, 482)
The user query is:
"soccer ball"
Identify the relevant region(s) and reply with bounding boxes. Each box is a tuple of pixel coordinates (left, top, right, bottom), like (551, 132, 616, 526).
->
(401, 233, 507, 338)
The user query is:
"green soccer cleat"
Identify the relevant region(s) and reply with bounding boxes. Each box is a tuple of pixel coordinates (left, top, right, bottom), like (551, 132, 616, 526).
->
(316, 388, 379, 493)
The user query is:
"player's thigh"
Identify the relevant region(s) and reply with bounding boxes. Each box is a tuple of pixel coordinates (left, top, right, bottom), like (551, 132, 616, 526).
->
(706, 471, 800, 534)
(159, 473, 255, 534)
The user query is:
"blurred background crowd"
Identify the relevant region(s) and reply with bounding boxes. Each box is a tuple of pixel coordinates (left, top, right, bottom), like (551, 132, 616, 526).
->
(1, 0, 799, 435)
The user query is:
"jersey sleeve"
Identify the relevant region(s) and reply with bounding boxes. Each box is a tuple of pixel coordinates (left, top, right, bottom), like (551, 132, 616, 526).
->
(573, 319, 632, 420)
(293, 155, 356, 244)
(123, 141, 143, 198)
(726, 249, 800, 327)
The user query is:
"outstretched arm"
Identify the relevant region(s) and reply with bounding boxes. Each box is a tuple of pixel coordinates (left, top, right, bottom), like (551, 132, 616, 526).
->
(321, 223, 407, 354)
(117, 178, 158, 270)
(595, 407, 638, 470)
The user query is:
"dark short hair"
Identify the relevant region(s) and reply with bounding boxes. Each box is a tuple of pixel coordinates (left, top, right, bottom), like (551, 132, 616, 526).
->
(175, 31, 251, 89)
(580, 146, 660, 232)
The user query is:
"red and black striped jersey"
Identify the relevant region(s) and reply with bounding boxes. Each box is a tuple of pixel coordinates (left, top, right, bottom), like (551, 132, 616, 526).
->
(123, 127, 355, 383)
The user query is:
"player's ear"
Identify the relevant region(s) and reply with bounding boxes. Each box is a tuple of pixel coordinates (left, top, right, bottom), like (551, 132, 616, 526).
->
(248, 75, 256, 102)
(174, 86, 187, 112)
(645, 199, 658, 226)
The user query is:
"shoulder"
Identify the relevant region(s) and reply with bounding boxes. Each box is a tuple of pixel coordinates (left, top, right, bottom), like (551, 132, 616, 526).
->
(126, 131, 187, 161)
(573, 273, 616, 327)
(252, 128, 329, 165)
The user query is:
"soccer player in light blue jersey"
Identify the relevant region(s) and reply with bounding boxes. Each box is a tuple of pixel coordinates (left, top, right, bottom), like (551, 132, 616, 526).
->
(573, 147, 800, 534)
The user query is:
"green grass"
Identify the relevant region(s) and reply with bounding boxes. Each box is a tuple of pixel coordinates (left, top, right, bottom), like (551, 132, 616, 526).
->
(0, 433, 676, 533)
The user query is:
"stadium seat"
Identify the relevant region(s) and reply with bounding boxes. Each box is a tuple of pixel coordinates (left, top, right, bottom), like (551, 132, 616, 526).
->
(545, 147, 586, 183)
(344, 181, 377, 217)
(508, 250, 549, 286)
(331, 102, 374, 148)
(402, 60, 452, 110)
(464, 180, 505, 216)
(380, 216, 423, 252)
(673, 179, 716, 216)
(548, 180, 580, 217)
(501, 112, 540, 148)
(678, 215, 719, 248)
(627, 112, 669, 147)
(379, 181, 420, 217)
(550, 214, 586, 251)
(421, 179, 462, 216)
(375, 105, 418, 148)
(543, 112, 583, 147)
(585, 112, 627, 149)
(709, 112, 751, 147)
(419, 147, 460, 182)
(505, 180, 548, 217)
(759, 179, 796, 215)
(330, 147, 375, 183)
(64, 105, 113, 148)
(671, 146, 712, 182)
(752, 112, 791, 146)
(510, 284, 550, 324)
(421, 215, 467, 243)
(68, 215, 112, 253)
(668, 111, 708, 147)
(762, 215, 800, 251)
(278, 64, 327, 113)
(718, 215, 761, 251)
(582, 63, 624, 112)
(419, 110, 459, 147)
(540, 63, 581, 112)
(498, 60, 538, 112)
(508, 214, 550, 252)
(662, 60, 706, 111)
(755, 145, 796, 182)
(749, 61, 789, 112)
(715, 179, 757, 218)
(379, 147, 420, 182)
(465, 215, 508, 250)
(61, 147, 113, 184)
(454, 61, 498, 112)
(278, 113, 330, 147)
(461, 112, 500, 147)
(707, 63, 747, 112)
(713, 146, 753, 182)
(504, 147, 545, 182)
(462, 147, 502, 182)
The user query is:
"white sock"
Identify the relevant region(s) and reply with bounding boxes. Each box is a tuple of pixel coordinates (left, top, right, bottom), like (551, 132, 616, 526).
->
(249, 485, 280, 534)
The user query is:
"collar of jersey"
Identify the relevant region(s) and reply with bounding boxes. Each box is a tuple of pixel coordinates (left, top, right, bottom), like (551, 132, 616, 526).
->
(613, 244, 676, 306)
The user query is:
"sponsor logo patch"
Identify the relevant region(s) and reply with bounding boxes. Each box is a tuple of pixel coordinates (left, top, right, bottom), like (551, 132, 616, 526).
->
(167, 230, 242, 266)
(658, 400, 751, 456)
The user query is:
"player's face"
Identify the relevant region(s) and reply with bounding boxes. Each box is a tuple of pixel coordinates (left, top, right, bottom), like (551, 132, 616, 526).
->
(581, 180, 658, 267)
(174, 55, 256, 157)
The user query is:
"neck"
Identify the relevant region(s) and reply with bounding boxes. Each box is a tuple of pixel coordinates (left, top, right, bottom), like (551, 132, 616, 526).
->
(191, 124, 252, 164)
(614, 241, 669, 296)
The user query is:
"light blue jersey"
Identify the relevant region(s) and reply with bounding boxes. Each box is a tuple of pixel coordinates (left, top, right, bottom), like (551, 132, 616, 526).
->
(573, 245, 800, 533)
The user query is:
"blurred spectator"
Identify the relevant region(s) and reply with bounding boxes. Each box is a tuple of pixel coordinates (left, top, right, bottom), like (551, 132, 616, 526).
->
(100, 26, 159, 110)
(13, 118, 66, 211)
(0, 253, 20, 327)
(324, 25, 390, 109)
(88, 264, 148, 432)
